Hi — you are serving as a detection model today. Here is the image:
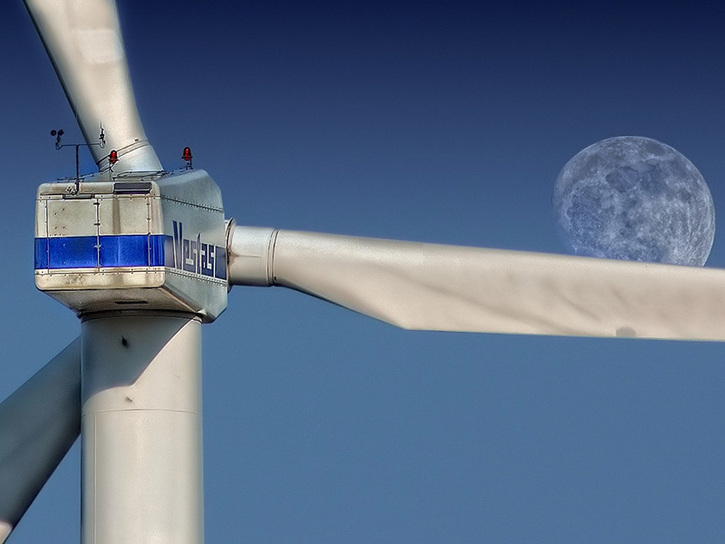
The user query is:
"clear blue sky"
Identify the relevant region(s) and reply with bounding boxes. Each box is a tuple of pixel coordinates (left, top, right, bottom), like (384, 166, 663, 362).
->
(3, 1, 725, 542)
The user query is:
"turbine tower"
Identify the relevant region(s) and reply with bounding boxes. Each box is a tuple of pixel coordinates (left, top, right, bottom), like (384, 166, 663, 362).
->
(2, 1, 725, 542)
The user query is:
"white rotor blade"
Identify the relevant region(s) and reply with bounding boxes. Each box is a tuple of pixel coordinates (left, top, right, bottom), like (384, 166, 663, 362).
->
(0, 339, 80, 543)
(24, 0, 161, 172)
(228, 226, 725, 341)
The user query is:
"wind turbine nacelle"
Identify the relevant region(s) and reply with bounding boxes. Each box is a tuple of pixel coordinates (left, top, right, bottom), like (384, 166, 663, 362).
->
(34, 169, 228, 321)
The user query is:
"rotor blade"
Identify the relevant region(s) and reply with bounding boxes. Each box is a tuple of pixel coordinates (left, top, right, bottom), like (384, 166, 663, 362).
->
(0, 339, 80, 542)
(228, 226, 725, 341)
(24, 0, 161, 172)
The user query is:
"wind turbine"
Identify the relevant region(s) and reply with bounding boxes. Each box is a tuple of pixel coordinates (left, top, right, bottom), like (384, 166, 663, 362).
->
(2, 1, 725, 543)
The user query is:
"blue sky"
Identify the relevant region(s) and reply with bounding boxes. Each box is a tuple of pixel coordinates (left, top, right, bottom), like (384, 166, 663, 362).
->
(3, 1, 725, 542)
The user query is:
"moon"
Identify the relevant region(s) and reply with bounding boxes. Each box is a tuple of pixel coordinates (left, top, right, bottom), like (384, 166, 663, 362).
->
(552, 136, 715, 266)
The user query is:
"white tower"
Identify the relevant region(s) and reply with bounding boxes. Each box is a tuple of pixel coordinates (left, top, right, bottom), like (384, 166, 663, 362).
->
(27, 0, 226, 541)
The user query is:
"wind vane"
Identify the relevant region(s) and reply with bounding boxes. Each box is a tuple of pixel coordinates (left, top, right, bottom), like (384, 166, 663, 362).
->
(49, 125, 107, 192)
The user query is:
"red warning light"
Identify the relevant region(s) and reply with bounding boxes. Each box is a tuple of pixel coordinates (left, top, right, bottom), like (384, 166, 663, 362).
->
(109, 149, 119, 165)
(182, 147, 193, 162)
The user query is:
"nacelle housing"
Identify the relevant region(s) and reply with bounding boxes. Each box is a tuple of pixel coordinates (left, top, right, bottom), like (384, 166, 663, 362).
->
(35, 169, 228, 321)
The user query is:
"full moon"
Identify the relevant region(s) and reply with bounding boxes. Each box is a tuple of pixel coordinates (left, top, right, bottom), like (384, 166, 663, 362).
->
(552, 136, 715, 266)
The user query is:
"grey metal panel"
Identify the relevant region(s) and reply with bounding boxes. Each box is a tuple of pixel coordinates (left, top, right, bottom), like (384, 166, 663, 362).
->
(46, 198, 98, 238)
(97, 195, 152, 236)
(156, 169, 224, 212)
(35, 198, 48, 239)
(157, 170, 227, 321)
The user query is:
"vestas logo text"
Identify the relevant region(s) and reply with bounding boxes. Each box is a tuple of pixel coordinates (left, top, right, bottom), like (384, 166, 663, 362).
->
(166, 221, 227, 280)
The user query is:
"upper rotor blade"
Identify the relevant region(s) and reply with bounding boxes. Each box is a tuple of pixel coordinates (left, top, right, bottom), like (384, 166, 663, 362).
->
(0, 339, 80, 542)
(228, 227, 725, 341)
(24, 0, 161, 173)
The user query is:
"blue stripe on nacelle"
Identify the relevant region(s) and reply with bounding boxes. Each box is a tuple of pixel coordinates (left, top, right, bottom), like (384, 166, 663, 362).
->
(35, 235, 167, 269)
(99, 235, 164, 267)
(34, 237, 48, 269)
(34, 233, 226, 281)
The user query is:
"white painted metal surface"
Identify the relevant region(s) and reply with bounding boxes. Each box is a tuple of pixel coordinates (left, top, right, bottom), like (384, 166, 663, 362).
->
(0, 339, 80, 542)
(81, 314, 203, 544)
(24, 0, 162, 172)
(228, 226, 725, 341)
(226, 225, 276, 287)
